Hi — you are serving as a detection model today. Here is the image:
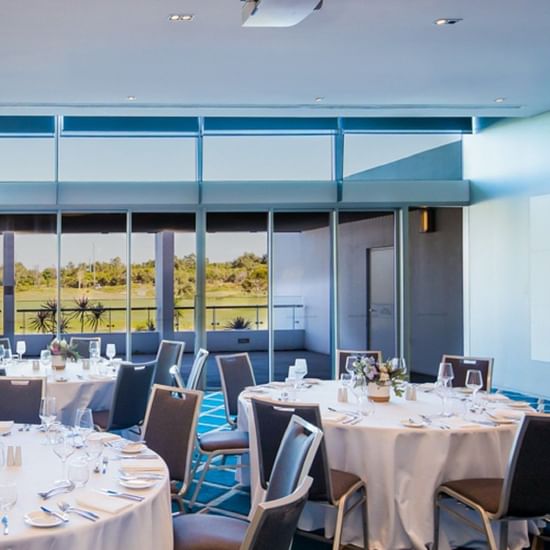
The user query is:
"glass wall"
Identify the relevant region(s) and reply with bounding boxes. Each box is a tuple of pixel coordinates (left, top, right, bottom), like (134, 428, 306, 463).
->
(337, 212, 396, 360)
(273, 212, 332, 381)
(173, 214, 196, 333)
(60, 213, 127, 338)
(206, 212, 268, 384)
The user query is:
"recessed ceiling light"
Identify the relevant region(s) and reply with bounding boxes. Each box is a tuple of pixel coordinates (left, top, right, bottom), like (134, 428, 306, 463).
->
(168, 14, 194, 21)
(314, 96, 324, 103)
(494, 97, 506, 103)
(126, 95, 136, 101)
(434, 18, 463, 26)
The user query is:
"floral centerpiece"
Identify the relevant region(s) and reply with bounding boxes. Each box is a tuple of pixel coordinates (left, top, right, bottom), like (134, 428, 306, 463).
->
(48, 338, 80, 368)
(350, 356, 407, 402)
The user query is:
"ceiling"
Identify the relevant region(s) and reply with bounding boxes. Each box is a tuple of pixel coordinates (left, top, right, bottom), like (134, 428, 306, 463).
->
(1, 0, 549, 118)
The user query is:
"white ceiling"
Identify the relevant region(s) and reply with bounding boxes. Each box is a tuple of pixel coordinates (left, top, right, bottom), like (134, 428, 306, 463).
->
(1, 0, 549, 117)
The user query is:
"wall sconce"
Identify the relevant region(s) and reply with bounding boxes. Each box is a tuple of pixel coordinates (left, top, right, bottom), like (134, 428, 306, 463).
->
(419, 208, 435, 233)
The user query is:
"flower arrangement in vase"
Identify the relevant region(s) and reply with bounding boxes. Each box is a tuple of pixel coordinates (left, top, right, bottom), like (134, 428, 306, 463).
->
(48, 338, 80, 369)
(350, 356, 407, 402)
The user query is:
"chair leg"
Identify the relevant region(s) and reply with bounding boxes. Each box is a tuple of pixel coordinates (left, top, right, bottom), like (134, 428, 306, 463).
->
(332, 495, 348, 550)
(189, 454, 214, 509)
(499, 521, 509, 550)
(361, 485, 369, 550)
(433, 494, 441, 550)
(479, 510, 498, 550)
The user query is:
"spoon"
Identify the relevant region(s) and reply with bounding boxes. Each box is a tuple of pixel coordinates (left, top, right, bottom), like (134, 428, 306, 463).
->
(37, 481, 76, 500)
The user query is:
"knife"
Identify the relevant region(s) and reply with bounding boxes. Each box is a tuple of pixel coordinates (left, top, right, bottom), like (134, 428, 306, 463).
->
(98, 489, 145, 502)
(40, 506, 69, 523)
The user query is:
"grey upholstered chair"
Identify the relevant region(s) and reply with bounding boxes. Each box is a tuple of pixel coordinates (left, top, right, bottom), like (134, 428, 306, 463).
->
(142, 384, 203, 511)
(169, 348, 209, 391)
(251, 397, 369, 550)
(441, 354, 494, 391)
(93, 362, 155, 432)
(173, 414, 323, 550)
(336, 349, 382, 377)
(129, 339, 185, 388)
(69, 336, 101, 359)
(0, 377, 45, 424)
(187, 353, 254, 508)
(434, 414, 550, 550)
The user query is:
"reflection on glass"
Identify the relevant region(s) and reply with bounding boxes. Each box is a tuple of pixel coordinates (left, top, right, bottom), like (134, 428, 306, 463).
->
(273, 212, 331, 381)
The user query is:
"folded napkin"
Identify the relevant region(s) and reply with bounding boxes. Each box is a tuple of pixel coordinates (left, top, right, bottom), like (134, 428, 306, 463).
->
(484, 393, 510, 403)
(88, 373, 115, 380)
(87, 432, 121, 444)
(76, 490, 133, 514)
(491, 408, 526, 420)
(322, 411, 348, 423)
(0, 421, 14, 433)
(120, 459, 165, 472)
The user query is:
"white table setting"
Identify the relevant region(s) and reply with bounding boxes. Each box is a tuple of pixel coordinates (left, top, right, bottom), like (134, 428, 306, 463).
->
(238, 375, 533, 550)
(0, 423, 172, 550)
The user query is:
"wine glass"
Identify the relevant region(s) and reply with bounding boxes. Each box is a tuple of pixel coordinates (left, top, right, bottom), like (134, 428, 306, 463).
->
(85, 438, 103, 471)
(345, 356, 357, 376)
(465, 369, 483, 410)
(39, 396, 57, 433)
(16, 340, 26, 361)
(105, 344, 116, 363)
(40, 349, 52, 371)
(437, 362, 454, 388)
(294, 358, 307, 388)
(74, 407, 94, 446)
(435, 379, 453, 417)
(89, 340, 100, 361)
(52, 429, 75, 484)
(0, 481, 17, 533)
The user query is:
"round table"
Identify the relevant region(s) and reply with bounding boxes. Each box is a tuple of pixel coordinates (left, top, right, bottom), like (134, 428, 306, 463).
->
(238, 380, 530, 550)
(0, 428, 173, 550)
(4, 360, 116, 425)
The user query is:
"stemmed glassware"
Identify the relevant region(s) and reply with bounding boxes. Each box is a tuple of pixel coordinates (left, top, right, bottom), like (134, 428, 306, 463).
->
(52, 429, 75, 484)
(436, 362, 455, 417)
(89, 341, 100, 363)
(40, 349, 52, 372)
(465, 369, 483, 412)
(0, 481, 17, 536)
(74, 407, 94, 446)
(105, 344, 116, 364)
(15, 341, 26, 361)
(293, 359, 307, 388)
(39, 396, 57, 437)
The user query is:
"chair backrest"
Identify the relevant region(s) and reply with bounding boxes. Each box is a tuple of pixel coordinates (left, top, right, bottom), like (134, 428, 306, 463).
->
(186, 348, 210, 390)
(153, 340, 185, 387)
(265, 414, 322, 502)
(240, 476, 313, 550)
(106, 363, 156, 431)
(0, 377, 45, 423)
(69, 337, 101, 359)
(498, 413, 550, 518)
(143, 384, 202, 487)
(252, 398, 332, 502)
(441, 355, 494, 391)
(216, 353, 256, 426)
(0, 338, 12, 354)
(337, 349, 382, 377)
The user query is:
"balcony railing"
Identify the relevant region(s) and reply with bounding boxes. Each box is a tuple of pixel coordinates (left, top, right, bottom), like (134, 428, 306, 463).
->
(15, 303, 303, 334)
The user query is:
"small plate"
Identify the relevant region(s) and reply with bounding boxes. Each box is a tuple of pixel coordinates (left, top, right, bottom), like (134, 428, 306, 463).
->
(400, 419, 427, 429)
(119, 478, 157, 490)
(120, 443, 146, 454)
(24, 510, 64, 528)
(507, 401, 531, 409)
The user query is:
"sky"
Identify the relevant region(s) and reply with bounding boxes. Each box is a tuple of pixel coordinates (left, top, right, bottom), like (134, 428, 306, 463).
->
(10, 232, 267, 269)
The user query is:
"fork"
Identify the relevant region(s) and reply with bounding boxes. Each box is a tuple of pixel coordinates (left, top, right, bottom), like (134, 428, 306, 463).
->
(58, 501, 99, 522)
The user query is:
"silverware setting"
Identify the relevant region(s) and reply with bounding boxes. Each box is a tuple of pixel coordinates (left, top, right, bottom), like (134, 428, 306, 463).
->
(38, 481, 76, 500)
(58, 501, 99, 522)
(119, 473, 163, 481)
(40, 506, 69, 523)
(98, 489, 145, 502)
(1, 515, 8, 536)
(420, 414, 451, 430)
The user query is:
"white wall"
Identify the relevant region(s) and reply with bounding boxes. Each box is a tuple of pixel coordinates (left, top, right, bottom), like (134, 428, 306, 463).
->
(463, 111, 550, 396)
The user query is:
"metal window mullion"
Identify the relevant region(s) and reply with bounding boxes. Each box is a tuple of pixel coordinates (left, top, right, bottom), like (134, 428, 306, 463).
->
(397, 207, 410, 374)
(268, 210, 274, 382)
(56, 211, 62, 340)
(126, 211, 132, 361)
(330, 210, 338, 379)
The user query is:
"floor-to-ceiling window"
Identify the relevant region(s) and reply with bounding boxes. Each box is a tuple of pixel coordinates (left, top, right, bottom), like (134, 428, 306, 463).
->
(205, 212, 268, 385)
(273, 212, 332, 381)
(60, 213, 127, 354)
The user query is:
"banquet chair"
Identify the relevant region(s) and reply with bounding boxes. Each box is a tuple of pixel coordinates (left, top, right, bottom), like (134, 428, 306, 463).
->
(0, 377, 45, 424)
(0, 338, 12, 354)
(173, 414, 323, 550)
(187, 353, 254, 508)
(337, 349, 382, 377)
(433, 414, 550, 550)
(69, 336, 101, 359)
(251, 398, 369, 550)
(441, 354, 494, 391)
(142, 384, 203, 511)
(169, 348, 209, 391)
(93, 362, 155, 432)
(128, 340, 185, 388)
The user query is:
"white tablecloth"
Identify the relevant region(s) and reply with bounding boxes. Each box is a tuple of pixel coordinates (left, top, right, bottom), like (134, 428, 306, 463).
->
(4, 361, 116, 425)
(0, 428, 173, 550)
(238, 381, 530, 550)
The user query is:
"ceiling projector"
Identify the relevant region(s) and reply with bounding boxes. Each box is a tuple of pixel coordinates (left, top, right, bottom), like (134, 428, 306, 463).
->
(242, 0, 323, 27)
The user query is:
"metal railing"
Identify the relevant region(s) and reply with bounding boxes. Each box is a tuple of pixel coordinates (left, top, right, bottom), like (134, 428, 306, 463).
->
(15, 303, 303, 334)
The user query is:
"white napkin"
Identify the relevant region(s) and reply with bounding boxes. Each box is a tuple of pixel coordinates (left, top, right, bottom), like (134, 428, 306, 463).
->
(491, 408, 525, 420)
(76, 490, 133, 514)
(120, 459, 165, 472)
(484, 393, 510, 403)
(322, 411, 347, 423)
(88, 373, 114, 380)
(0, 421, 14, 434)
(87, 432, 121, 444)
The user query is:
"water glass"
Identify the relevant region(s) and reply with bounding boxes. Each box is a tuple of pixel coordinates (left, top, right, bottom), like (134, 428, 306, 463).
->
(437, 362, 454, 387)
(68, 456, 90, 487)
(89, 341, 100, 361)
(40, 349, 52, 370)
(294, 358, 307, 388)
(15, 341, 26, 361)
(39, 396, 57, 432)
(358, 392, 374, 417)
(105, 344, 116, 362)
